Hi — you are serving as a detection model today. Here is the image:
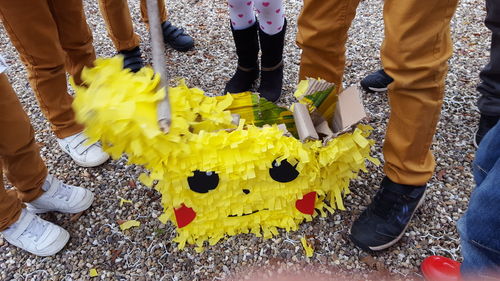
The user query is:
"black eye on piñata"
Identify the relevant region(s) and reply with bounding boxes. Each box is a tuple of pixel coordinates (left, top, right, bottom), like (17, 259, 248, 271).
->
(188, 170, 219, 193)
(269, 159, 299, 183)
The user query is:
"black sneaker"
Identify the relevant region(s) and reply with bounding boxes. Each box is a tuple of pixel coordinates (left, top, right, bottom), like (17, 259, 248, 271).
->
(161, 21, 194, 52)
(360, 69, 394, 93)
(474, 114, 499, 148)
(350, 176, 426, 251)
(118, 46, 144, 73)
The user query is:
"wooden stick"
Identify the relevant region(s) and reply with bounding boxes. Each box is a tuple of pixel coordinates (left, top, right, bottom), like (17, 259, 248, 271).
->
(146, 0, 171, 133)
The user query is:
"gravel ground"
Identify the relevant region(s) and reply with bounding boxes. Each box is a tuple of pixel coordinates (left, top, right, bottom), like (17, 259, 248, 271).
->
(0, 0, 490, 280)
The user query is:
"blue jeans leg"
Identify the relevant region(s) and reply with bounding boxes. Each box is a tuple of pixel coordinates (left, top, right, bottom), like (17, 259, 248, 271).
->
(458, 121, 500, 279)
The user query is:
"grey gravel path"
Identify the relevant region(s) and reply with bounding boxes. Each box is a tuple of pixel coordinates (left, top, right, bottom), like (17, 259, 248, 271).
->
(0, 0, 489, 280)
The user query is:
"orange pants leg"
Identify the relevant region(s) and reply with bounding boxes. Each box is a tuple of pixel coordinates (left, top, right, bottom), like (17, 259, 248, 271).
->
(0, 74, 47, 231)
(0, 0, 94, 138)
(298, 0, 458, 185)
(98, 0, 141, 51)
(381, 0, 459, 185)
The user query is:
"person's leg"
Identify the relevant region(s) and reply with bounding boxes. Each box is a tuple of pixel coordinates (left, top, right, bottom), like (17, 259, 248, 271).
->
(458, 122, 500, 279)
(0, 73, 47, 232)
(48, 0, 96, 86)
(475, 0, 500, 146)
(0, 0, 83, 139)
(297, 0, 360, 85)
(140, 0, 168, 26)
(98, 0, 141, 52)
(224, 0, 260, 94)
(296, 0, 360, 121)
(0, 161, 23, 232)
(97, 0, 144, 72)
(381, 0, 458, 186)
(255, 0, 286, 102)
(350, 0, 459, 252)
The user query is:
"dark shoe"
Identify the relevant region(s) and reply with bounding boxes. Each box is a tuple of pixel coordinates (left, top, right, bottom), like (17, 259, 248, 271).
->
(350, 176, 426, 251)
(161, 21, 194, 52)
(421, 256, 461, 281)
(118, 46, 144, 73)
(474, 114, 499, 148)
(257, 19, 287, 102)
(360, 69, 394, 92)
(224, 21, 259, 94)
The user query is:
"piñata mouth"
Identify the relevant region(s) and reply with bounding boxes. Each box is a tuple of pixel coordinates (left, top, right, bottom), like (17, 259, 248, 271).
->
(228, 209, 269, 217)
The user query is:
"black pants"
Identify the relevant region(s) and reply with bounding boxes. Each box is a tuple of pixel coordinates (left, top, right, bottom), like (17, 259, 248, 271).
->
(477, 0, 500, 117)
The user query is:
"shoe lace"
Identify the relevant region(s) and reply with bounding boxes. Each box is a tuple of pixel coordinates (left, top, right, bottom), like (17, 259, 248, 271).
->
(53, 182, 74, 201)
(22, 216, 48, 242)
(370, 188, 409, 220)
(72, 132, 102, 155)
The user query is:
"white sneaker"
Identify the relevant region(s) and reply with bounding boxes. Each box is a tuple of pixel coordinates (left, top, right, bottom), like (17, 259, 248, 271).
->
(26, 174, 94, 214)
(57, 131, 109, 167)
(1, 209, 69, 256)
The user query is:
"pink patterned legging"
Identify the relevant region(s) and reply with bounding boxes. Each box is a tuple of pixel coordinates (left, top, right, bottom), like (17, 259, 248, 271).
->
(228, 0, 285, 35)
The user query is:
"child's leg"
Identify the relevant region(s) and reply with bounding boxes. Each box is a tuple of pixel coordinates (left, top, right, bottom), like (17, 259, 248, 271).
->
(254, 0, 285, 35)
(224, 0, 260, 94)
(228, 0, 256, 30)
(0, 73, 47, 232)
(98, 0, 141, 52)
(254, 0, 286, 102)
(0, 0, 83, 139)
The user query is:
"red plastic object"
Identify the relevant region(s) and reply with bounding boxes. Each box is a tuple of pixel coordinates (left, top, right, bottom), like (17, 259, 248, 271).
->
(174, 204, 196, 228)
(421, 256, 461, 281)
(295, 191, 317, 215)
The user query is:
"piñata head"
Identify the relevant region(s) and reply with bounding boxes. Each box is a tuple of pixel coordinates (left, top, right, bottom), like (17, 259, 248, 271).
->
(73, 57, 377, 250)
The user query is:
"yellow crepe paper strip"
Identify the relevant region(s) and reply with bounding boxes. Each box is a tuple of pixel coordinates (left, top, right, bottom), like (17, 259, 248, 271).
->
(89, 268, 99, 278)
(73, 57, 377, 250)
(119, 197, 133, 207)
(301, 237, 314, 257)
(119, 220, 141, 231)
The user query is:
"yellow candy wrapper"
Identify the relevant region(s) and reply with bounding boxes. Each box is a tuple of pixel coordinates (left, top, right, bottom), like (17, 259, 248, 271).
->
(73, 57, 377, 250)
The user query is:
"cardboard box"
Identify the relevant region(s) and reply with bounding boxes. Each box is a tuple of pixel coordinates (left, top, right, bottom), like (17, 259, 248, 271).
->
(332, 86, 367, 133)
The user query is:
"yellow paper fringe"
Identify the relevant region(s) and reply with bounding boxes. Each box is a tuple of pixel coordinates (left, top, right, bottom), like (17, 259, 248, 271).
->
(73, 57, 377, 250)
(301, 237, 314, 257)
(119, 220, 141, 231)
(119, 197, 133, 207)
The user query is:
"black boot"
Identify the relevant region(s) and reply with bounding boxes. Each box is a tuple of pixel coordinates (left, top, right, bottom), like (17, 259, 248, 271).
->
(224, 21, 259, 94)
(161, 21, 194, 52)
(118, 46, 144, 73)
(258, 19, 286, 102)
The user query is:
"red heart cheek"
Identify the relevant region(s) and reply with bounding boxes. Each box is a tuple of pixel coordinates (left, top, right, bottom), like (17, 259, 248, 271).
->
(262, 2, 270, 7)
(295, 192, 316, 215)
(174, 204, 196, 228)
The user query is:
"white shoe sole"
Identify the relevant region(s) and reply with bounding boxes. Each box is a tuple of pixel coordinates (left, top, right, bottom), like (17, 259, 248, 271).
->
(368, 86, 388, 92)
(27, 192, 95, 214)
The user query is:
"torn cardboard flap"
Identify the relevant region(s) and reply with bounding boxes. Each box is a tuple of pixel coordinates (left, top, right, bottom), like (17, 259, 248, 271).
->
(332, 86, 367, 133)
(292, 103, 319, 142)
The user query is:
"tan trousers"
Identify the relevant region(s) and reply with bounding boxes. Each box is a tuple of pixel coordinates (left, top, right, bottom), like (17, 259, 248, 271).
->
(297, 0, 458, 186)
(99, 0, 168, 51)
(0, 0, 96, 139)
(0, 74, 47, 231)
